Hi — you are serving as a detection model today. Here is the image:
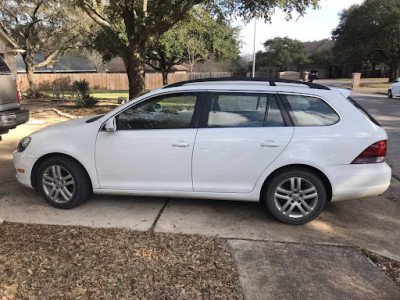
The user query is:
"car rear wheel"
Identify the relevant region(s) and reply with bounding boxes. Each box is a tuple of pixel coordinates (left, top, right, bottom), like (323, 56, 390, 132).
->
(37, 156, 91, 209)
(388, 89, 393, 98)
(264, 168, 327, 225)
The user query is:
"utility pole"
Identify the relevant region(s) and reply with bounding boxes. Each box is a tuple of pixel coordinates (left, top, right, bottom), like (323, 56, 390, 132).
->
(252, 19, 256, 78)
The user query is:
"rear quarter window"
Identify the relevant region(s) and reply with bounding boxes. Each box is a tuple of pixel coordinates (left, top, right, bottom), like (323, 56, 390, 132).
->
(281, 94, 340, 126)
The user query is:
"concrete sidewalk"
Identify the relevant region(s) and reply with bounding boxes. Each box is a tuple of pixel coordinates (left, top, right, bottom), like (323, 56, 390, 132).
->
(229, 241, 400, 300)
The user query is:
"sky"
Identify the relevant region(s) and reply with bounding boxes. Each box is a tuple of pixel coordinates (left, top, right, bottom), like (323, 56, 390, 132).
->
(236, 0, 365, 55)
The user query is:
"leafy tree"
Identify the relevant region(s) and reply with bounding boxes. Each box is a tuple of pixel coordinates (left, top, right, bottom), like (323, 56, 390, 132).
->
(145, 24, 186, 85)
(332, 0, 400, 81)
(0, 0, 95, 92)
(256, 37, 308, 72)
(308, 49, 334, 66)
(184, 7, 240, 74)
(146, 6, 240, 85)
(75, 0, 319, 98)
(78, 49, 109, 73)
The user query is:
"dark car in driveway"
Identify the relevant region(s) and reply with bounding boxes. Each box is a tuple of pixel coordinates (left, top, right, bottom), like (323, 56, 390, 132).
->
(0, 56, 29, 138)
(309, 70, 319, 81)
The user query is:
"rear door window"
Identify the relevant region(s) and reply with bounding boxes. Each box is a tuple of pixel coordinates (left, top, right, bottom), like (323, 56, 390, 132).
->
(280, 94, 340, 126)
(206, 93, 285, 128)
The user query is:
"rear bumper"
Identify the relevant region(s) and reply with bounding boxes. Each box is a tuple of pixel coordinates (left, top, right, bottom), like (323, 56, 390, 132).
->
(324, 163, 391, 202)
(0, 108, 30, 134)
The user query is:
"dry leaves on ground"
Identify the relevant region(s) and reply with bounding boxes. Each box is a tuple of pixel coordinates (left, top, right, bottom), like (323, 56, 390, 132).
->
(363, 249, 400, 287)
(0, 223, 243, 299)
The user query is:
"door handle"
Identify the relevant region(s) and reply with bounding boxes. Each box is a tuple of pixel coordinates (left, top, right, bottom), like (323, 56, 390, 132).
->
(172, 141, 190, 148)
(260, 140, 279, 148)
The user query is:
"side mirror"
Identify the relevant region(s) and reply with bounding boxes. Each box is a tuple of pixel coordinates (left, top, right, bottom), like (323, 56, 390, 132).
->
(104, 117, 116, 132)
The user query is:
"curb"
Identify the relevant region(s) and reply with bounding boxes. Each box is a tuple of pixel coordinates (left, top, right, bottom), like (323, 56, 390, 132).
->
(30, 108, 82, 119)
(50, 108, 82, 119)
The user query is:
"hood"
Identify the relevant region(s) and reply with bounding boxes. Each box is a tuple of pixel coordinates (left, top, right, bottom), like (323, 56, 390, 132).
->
(30, 116, 100, 137)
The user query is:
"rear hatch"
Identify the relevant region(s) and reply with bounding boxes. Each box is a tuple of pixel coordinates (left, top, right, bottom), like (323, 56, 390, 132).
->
(0, 56, 19, 110)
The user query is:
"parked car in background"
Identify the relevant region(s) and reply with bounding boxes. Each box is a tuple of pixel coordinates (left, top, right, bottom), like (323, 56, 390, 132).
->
(13, 78, 391, 225)
(0, 56, 29, 139)
(308, 70, 319, 81)
(388, 77, 400, 98)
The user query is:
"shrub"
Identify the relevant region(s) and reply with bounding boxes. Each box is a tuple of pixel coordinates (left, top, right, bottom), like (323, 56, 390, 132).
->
(72, 80, 98, 108)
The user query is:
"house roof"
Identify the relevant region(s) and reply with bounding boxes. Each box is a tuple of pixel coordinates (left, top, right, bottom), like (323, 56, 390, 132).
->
(0, 27, 21, 50)
(107, 57, 191, 73)
(16, 53, 191, 73)
(303, 39, 335, 53)
(17, 53, 97, 73)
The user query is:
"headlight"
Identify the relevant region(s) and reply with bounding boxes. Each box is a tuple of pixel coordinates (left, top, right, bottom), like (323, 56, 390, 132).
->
(17, 137, 31, 152)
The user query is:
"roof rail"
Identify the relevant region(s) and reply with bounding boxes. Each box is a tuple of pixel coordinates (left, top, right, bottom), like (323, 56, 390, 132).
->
(163, 77, 330, 90)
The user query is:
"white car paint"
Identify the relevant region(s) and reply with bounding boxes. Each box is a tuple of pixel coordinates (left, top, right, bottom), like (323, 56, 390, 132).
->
(14, 81, 391, 210)
(389, 77, 400, 97)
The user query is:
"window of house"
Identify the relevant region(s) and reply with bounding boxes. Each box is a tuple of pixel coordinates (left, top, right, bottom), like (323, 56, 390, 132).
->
(116, 93, 197, 130)
(0, 56, 11, 73)
(281, 94, 340, 126)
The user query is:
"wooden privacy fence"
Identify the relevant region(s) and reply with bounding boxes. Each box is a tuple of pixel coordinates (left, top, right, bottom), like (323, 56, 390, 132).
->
(17, 72, 188, 92)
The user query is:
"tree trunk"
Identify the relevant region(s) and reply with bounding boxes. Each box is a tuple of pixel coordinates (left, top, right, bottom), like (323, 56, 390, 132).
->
(26, 65, 36, 93)
(162, 71, 168, 85)
(123, 49, 146, 99)
(389, 64, 400, 82)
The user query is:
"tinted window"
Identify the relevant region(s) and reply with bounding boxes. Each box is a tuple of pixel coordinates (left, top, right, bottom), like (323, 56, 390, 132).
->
(282, 94, 339, 126)
(207, 93, 285, 128)
(0, 56, 11, 73)
(116, 93, 197, 130)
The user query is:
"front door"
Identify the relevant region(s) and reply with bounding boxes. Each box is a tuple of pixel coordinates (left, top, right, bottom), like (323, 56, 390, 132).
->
(95, 92, 201, 191)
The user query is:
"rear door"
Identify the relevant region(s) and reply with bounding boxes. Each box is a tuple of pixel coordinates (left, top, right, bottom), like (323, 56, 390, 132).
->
(0, 56, 19, 110)
(192, 92, 294, 193)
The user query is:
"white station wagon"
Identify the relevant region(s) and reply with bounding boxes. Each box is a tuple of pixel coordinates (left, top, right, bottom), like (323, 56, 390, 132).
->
(14, 78, 391, 224)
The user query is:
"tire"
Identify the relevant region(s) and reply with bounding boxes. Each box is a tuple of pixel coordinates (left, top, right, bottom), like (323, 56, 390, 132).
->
(264, 168, 327, 225)
(388, 89, 393, 98)
(37, 156, 92, 209)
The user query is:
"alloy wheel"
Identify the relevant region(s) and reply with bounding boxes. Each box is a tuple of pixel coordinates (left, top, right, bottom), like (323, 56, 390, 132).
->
(273, 177, 318, 219)
(42, 165, 75, 203)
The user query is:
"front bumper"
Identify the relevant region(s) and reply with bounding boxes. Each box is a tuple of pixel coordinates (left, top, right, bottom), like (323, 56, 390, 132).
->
(324, 163, 392, 202)
(0, 108, 30, 134)
(13, 151, 36, 189)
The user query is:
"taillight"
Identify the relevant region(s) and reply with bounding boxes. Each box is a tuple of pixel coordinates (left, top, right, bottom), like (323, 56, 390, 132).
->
(15, 80, 21, 103)
(352, 140, 387, 164)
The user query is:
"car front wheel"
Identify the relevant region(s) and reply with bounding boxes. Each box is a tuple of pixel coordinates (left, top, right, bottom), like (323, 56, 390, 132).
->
(388, 89, 393, 98)
(264, 168, 327, 225)
(37, 156, 91, 209)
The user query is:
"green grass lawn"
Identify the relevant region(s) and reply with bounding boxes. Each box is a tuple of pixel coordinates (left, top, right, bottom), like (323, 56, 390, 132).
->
(360, 82, 391, 88)
(45, 90, 129, 101)
(90, 90, 129, 100)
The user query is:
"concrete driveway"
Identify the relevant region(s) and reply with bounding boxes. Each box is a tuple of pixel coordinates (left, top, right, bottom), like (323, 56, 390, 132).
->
(1, 98, 399, 299)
